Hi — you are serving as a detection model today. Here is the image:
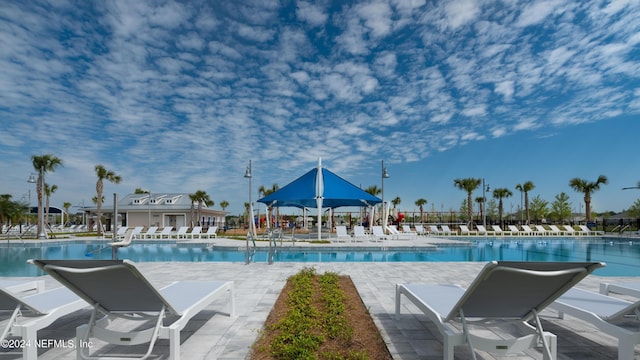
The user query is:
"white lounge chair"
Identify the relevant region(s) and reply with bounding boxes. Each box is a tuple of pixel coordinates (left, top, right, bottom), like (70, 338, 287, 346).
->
(521, 225, 536, 236)
(475, 225, 495, 236)
(154, 226, 174, 239)
(0, 286, 88, 360)
(548, 225, 565, 236)
(440, 225, 453, 235)
(396, 261, 604, 360)
(335, 225, 352, 242)
(129, 226, 144, 239)
(414, 225, 427, 235)
(459, 225, 477, 236)
(371, 226, 389, 242)
(174, 226, 190, 239)
(141, 226, 159, 239)
(429, 225, 443, 235)
(28, 259, 235, 360)
(534, 225, 551, 236)
(386, 225, 413, 240)
(508, 225, 526, 236)
(352, 226, 369, 242)
(579, 225, 603, 236)
(550, 286, 640, 360)
(401, 225, 418, 237)
(563, 225, 578, 236)
(187, 226, 202, 239)
(115, 226, 130, 239)
(492, 225, 512, 236)
(202, 226, 218, 239)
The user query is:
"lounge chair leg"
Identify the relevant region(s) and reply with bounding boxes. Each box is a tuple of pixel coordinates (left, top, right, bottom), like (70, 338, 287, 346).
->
(22, 327, 38, 360)
(618, 336, 635, 360)
(169, 329, 180, 360)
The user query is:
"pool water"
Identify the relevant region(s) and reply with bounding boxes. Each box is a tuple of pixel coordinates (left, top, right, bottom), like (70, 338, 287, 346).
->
(1, 238, 638, 277)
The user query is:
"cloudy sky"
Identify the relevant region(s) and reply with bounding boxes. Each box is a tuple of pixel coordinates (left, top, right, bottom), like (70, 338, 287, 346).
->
(1, 0, 639, 217)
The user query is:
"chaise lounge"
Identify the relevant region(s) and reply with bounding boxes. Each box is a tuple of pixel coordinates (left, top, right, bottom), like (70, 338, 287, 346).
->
(28, 259, 235, 360)
(395, 261, 604, 360)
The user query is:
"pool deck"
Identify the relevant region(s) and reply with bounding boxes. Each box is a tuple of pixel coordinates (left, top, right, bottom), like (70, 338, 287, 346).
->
(2, 234, 639, 359)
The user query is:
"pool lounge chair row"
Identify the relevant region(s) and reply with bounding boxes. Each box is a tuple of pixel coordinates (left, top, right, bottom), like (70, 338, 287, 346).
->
(115, 226, 219, 240)
(1, 260, 234, 360)
(443, 224, 603, 236)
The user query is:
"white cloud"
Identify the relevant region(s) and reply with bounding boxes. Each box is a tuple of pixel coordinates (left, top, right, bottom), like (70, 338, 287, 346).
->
(445, 0, 480, 30)
(296, 1, 328, 27)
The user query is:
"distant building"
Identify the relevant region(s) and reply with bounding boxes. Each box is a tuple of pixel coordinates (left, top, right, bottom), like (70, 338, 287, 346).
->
(85, 193, 226, 230)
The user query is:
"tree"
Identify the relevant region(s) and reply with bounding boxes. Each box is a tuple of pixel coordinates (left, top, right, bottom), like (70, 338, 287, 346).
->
(415, 198, 427, 224)
(515, 181, 535, 224)
(0, 195, 29, 233)
(627, 198, 640, 230)
(364, 185, 381, 196)
(475, 196, 485, 224)
(486, 199, 498, 223)
(492, 188, 513, 227)
(189, 193, 198, 227)
(220, 200, 229, 211)
(94, 165, 122, 236)
(31, 154, 63, 238)
(391, 196, 401, 209)
(550, 192, 572, 223)
(569, 175, 608, 222)
(44, 183, 57, 227)
(63, 202, 72, 226)
(134, 188, 148, 194)
(529, 195, 549, 223)
(191, 190, 214, 226)
(453, 178, 481, 226)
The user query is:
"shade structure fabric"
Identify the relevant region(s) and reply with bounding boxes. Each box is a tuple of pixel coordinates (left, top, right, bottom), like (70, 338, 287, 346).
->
(257, 166, 382, 209)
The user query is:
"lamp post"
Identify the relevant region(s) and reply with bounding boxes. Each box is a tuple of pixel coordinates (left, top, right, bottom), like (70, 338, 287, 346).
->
(244, 160, 253, 264)
(381, 160, 390, 227)
(147, 191, 152, 228)
(482, 179, 490, 227)
(27, 169, 46, 239)
(244, 160, 254, 236)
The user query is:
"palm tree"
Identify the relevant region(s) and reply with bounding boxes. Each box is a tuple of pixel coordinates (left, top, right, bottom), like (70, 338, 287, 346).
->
(515, 181, 535, 224)
(364, 185, 381, 196)
(44, 183, 57, 227)
(474, 196, 485, 224)
(31, 154, 63, 238)
(63, 202, 72, 226)
(453, 178, 481, 226)
(415, 198, 427, 224)
(219, 200, 229, 211)
(493, 188, 513, 227)
(94, 165, 122, 236)
(191, 190, 214, 226)
(569, 175, 608, 222)
(189, 193, 198, 227)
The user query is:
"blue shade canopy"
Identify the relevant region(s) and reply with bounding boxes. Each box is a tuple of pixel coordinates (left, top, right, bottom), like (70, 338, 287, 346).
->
(257, 167, 381, 209)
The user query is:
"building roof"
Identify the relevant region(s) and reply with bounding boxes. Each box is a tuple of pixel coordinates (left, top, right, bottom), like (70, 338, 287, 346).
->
(85, 193, 226, 214)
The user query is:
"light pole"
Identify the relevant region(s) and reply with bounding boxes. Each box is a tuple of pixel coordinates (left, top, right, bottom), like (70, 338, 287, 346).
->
(381, 160, 390, 227)
(244, 160, 254, 264)
(482, 179, 490, 227)
(147, 191, 152, 228)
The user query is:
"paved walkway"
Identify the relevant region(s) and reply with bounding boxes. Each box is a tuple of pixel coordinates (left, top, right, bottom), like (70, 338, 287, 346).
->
(1, 234, 638, 359)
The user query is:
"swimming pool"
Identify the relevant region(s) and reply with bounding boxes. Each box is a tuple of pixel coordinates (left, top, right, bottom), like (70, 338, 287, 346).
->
(1, 238, 638, 277)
